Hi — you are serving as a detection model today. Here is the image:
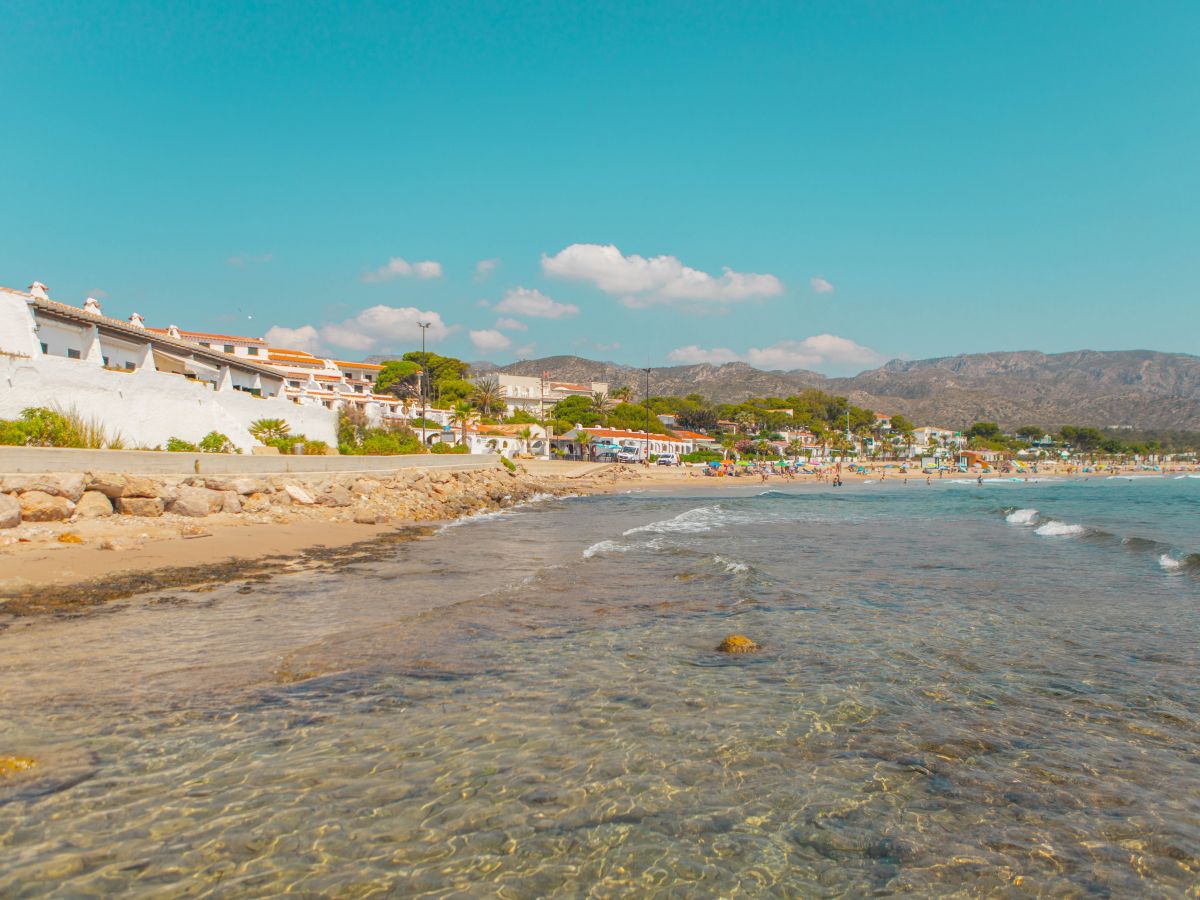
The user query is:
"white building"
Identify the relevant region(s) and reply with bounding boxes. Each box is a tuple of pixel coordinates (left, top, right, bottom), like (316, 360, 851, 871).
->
(912, 426, 965, 454)
(490, 373, 609, 417)
(555, 427, 697, 460)
(0, 283, 335, 450)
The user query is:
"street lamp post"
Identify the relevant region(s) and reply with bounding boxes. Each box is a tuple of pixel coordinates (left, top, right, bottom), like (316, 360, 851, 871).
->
(642, 366, 652, 465)
(417, 321, 430, 446)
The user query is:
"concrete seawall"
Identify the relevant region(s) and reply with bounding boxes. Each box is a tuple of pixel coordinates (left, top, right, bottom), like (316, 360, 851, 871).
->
(0, 446, 502, 475)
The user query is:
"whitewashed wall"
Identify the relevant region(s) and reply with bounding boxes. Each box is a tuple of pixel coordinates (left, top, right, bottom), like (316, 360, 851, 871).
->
(0, 355, 336, 451)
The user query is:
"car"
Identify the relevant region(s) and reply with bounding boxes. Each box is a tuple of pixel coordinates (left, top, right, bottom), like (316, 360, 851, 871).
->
(656, 453, 680, 466)
(616, 450, 643, 464)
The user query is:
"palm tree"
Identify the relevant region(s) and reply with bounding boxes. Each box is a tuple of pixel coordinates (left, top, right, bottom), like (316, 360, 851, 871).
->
(785, 439, 804, 462)
(610, 385, 633, 403)
(517, 426, 534, 457)
(249, 418, 290, 443)
(449, 401, 474, 446)
(590, 391, 612, 416)
(471, 377, 507, 418)
(576, 431, 592, 461)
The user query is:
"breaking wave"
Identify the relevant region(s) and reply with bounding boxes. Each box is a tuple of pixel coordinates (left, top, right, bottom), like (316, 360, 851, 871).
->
(1005, 508, 1039, 525)
(1034, 520, 1087, 537)
(713, 556, 750, 574)
(623, 505, 728, 536)
(582, 539, 630, 559)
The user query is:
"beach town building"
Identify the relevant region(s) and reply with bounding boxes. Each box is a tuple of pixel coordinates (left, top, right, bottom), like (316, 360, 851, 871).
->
(490, 373, 610, 417)
(459, 423, 548, 459)
(911, 426, 964, 453)
(554, 427, 697, 461)
(0, 283, 335, 450)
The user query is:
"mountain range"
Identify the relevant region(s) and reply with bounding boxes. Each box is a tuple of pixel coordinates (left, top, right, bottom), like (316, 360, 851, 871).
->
(467, 350, 1200, 431)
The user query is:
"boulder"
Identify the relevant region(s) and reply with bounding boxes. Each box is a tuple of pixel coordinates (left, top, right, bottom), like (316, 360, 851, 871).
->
(284, 484, 316, 505)
(353, 508, 379, 525)
(318, 485, 353, 508)
(242, 492, 271, 513)
(87, 473, 128, 498)
(352, 478, 382, 496)
(0, 493, 20, 529)
(115, 497, 164, 517)
(169, 486, 223, 517)
(74, 491, 114, 518)
(18, 491, 75, 522)
(204, 476, 270, 495)
(219, 491, 242, 514)
(88, 473, 160, 499)
(716, 634, 761, 654)
(1, 473, 88, 502)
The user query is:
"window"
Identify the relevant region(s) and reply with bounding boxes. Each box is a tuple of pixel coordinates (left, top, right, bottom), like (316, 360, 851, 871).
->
(223, 344, 234, 354)
(67, 348, 81, 359)
(247, 347, 259, 356)
(40, 343, 47, 354)
(103, 356, 110, 366)
(288, 380, 300, 388)
(125, 361, 136, 370)
(199, 342, 210, 348)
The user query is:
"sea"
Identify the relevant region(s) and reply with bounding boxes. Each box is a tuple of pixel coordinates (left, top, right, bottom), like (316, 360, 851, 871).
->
(1, 475, 1198, 896)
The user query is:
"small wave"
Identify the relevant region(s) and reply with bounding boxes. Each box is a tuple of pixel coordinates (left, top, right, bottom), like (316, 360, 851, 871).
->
(623, 505, 726, 536)
(438, 508, 510, 531)
(1035, 520, 1086, 537)
(1158, 554, 1182, 571)
(1006, 508, 1039, 525)
(714, 555, 749, 574)
(1158, 552, 1200, 574)
(582, 539, 630, 558)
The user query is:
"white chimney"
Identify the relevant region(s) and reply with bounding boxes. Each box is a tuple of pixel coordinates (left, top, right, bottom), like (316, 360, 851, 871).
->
(28, 281, 48, 300)
(129, 312, 146, 329)
(167, 324, 181, 339)
(83, 296, 103, 316)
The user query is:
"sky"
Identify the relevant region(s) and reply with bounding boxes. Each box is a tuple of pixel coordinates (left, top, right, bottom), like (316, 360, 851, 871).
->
(3, 1, 1197, 375)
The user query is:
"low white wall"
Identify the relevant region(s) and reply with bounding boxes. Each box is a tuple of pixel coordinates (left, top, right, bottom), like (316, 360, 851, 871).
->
(0, 445, 501, 475)
(0, 355, 336, 452)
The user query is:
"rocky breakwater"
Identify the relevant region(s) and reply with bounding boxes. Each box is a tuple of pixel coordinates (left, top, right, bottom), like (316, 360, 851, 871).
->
(0, 465, 582, 537)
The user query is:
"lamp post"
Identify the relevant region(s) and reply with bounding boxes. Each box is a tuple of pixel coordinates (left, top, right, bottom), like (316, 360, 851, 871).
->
(417, 321, 430, 445)
(642, 366, 652, 465)
(540, 369, 550, 459)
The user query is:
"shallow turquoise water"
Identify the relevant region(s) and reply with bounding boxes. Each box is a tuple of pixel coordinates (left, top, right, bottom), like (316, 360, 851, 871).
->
(1, 478, 1197, 895)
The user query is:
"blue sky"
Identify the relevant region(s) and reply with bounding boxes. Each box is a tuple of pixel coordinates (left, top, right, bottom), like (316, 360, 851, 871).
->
(3, 1, 1197, 374)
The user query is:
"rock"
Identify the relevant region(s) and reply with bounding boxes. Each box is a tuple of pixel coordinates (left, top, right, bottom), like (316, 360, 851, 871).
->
(88, 474, 160, 499)
(242, 492, 271, 513)
(98, 537, 137, 550)
(204, 476, 270, 495)
(74, 490, 114, 518)
(284, 484, 315, 505)
(18, 491, 75, 522)
(1, 473, 88, 502)
(57, 532, 84, 544)
(168, 486, 223, 517)
(219, 491, 242, 514)
(716, 634, 761, 654)
(353, 508, 379, 525)
(0, 493, 19, 529)
(179, 523, 211, 538)
(318, 485, 353, 507)
(0, 755, 37, 778)
(352, 478, 382, 496)
(115, 497, 165, 517)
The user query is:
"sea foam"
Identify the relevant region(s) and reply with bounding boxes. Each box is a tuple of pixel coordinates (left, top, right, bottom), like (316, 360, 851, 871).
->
(1006, 508, 1039, 525)
(1035, 520, 1086, 537)
(623, 505, 726, 536)
(582, 539, 629, 558)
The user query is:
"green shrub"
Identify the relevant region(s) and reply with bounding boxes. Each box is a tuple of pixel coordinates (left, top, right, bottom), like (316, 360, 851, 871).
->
(430, 442, 468, 454)
(198, 431, 238, 453)
(166, 437, 198, 452)
(500, 455, 517, 472)
(681, 450, 724, 463)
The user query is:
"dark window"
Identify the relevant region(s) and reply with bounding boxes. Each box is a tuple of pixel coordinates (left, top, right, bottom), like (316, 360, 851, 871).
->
(40, 342, 47, 353)
(223, 344, 234, 354)
(125, 361, 136, 370)
(247, 347, 259, 356)
(103, 356, 110, 366)
(67, 348, 81, 359)
(289, 380, 300, 388)
(199, 342, 210, 348)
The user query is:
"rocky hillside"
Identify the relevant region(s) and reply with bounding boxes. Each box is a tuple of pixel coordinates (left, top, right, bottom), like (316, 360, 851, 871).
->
(480, 350, 1200, 430)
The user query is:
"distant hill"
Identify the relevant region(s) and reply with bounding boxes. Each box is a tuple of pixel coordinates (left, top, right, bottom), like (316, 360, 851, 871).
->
(482, 350, 1200, 431)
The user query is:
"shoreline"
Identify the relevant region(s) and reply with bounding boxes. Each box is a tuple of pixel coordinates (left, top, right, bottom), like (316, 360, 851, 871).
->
(2, 460, 1194, 615)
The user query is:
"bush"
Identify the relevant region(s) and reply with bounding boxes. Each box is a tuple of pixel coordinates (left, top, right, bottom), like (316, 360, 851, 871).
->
(166, 437, 198, 452)
(500, 455, 517, 472)
(430, 442, 468, 454)
(681, 450, 723, 463)
(198, 431, 238, 454)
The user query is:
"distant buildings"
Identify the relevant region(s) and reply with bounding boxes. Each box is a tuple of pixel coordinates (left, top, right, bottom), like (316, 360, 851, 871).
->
(491, 373, 609, 418)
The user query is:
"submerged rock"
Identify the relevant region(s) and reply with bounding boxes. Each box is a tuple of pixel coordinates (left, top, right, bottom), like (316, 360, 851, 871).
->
(0, 755, 37, 778)
(716, 634, 761, 653)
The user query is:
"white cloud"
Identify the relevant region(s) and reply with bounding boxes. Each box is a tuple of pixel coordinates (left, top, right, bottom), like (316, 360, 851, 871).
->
(810, 276, 835, 294)
(264, 324, 321, 353)
(323, 306, 453, 351)
(361, 256, 443, 283)
(475, 258, 499, 281)
(495, 317, 528, 331)
(747, 335, 884, 371)
(667, 345, 739, 365)
(469, 329, 512, 352)
(514, 344, 536, 359)
(494, 287, 580, 319)
(666, 335, 884, 374)
(542, 243, 783, 307)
